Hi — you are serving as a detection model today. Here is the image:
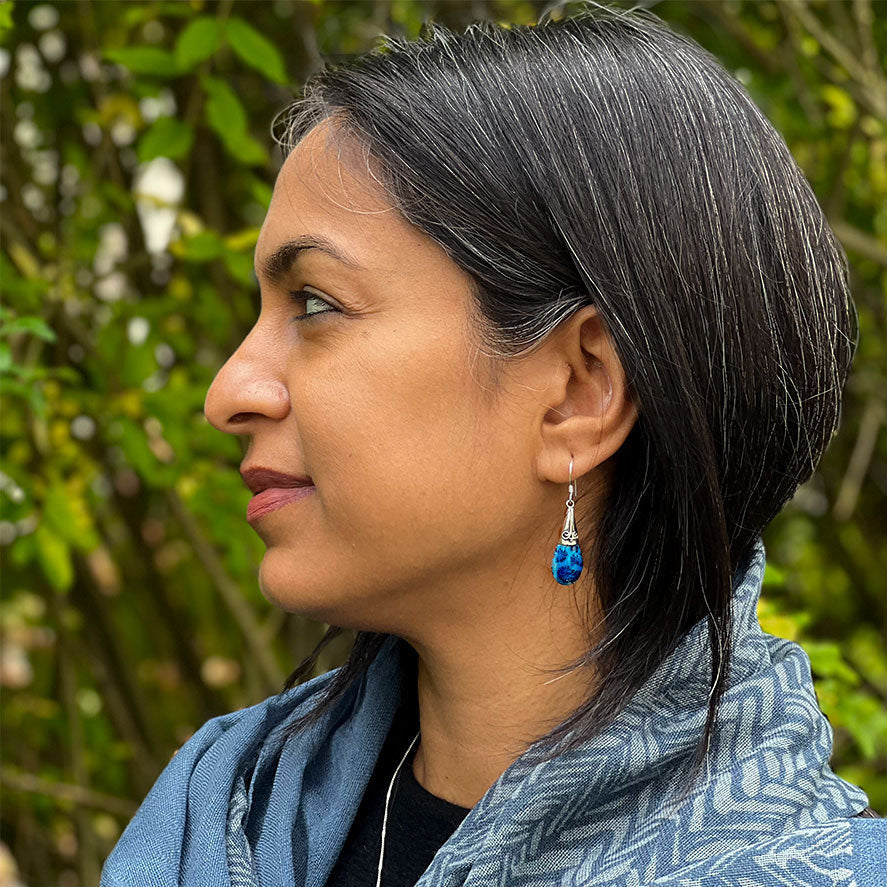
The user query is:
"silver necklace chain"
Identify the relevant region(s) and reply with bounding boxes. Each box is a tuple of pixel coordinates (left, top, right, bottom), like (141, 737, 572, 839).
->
(375, 729, 421, 887)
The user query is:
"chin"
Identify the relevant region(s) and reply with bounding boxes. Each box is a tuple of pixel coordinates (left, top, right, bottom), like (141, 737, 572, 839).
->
(257, 554, 322, 614)
(255, 554, 363, 627)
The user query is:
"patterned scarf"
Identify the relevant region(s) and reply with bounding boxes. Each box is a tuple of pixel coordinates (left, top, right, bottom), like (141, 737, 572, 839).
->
(101, 536, 882, 887)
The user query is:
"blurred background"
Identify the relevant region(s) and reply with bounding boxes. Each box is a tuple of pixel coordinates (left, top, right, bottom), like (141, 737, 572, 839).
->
(1, 0, 885, 883)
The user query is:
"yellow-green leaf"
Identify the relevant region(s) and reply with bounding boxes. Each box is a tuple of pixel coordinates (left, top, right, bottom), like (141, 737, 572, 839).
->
(43, 482, 101, 552)
(35, 524, 73, 593)
(821, 84, 857, 129)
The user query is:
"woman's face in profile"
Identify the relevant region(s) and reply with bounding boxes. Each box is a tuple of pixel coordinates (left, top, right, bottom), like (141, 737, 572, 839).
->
(204, 119, 556, 635)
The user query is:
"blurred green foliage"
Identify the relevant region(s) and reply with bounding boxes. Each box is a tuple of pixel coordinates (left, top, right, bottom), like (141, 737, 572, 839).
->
(1, 0, 885, 883)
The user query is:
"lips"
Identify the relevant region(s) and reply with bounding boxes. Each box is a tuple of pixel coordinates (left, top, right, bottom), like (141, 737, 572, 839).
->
(246, 484, 314, 522)
(240, 465, 315, 523)
(241, 466, 313, 494)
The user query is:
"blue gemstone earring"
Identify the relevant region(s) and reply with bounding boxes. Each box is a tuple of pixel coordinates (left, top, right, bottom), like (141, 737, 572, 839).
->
(551, 455, 584, 585)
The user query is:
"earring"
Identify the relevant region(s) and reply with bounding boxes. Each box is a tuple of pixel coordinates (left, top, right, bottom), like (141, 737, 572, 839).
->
(551, 455, 583, 585)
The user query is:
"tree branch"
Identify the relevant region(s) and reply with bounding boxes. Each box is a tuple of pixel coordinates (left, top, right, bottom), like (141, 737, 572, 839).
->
(1, 768, 138, 818)
(166, 488, 285, 692)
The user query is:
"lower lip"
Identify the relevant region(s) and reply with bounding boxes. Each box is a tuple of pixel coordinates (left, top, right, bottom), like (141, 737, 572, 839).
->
(247, 485, 314, 522)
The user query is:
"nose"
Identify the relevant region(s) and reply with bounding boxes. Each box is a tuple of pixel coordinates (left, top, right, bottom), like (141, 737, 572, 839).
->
(203, 331, 290, 435)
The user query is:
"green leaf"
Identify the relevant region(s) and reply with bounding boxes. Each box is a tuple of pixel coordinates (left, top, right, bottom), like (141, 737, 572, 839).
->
(201, 74, 247, 140)
(248, 177, 273, 209)
(115, 417, 174, 487)
(222, 249, 256, 285)
(9, 531, 36, 568)
(138, 117, 194, 162)
(0, 316, 57, 342)
(226, 132, 268, 167)
(199, 75, 267, 166)
(200, 75, 266, 165)
(122, 5, 155, 27)
(0, 342, 11, 373)
(121, 343, 157, 388)
(35, 524, 73, 593)
(225, 17, 287, 84)
(805, 640, 859, 685)
(762, 562, 786, 587)
(175, 16, 223, 72)
(28, 384, 48, 421)
(43, 482, 101, 552)
(104, 46, 180, 77)
(179, 231, 225, 262)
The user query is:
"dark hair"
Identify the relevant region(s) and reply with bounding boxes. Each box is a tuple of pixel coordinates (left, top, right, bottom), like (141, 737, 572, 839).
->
(270, 2, 857, 790)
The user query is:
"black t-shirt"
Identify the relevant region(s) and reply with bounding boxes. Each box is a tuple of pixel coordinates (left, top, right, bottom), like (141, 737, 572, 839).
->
(324, 693, 472, 887)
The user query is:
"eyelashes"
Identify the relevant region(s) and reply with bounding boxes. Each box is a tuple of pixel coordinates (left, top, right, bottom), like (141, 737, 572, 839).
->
(287, 289, 340, 322)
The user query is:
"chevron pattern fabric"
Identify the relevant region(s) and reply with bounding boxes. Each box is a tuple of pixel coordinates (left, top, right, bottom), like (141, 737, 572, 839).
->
(101, 535, 886, 887)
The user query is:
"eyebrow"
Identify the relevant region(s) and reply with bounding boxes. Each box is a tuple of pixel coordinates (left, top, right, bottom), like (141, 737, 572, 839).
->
(255, 235, 366, 285)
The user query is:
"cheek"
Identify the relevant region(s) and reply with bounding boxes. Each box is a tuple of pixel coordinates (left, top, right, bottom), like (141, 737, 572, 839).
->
(297, 330, 503, 557)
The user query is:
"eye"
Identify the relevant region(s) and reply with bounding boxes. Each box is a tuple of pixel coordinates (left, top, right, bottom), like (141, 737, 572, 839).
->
(287, 289, 339, 322)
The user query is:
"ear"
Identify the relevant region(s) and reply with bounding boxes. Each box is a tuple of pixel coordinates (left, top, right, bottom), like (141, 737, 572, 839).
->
(535, 305, 637, 485)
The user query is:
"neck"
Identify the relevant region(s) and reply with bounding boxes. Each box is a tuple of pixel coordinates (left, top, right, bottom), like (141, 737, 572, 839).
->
(406, 581, 598, 809)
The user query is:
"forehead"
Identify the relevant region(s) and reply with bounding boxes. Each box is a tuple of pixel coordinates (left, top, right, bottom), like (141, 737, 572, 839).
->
(255, 121, 426, 275)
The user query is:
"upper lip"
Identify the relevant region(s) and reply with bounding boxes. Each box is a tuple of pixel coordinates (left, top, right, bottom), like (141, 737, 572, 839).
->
(240, 466, 314, 494)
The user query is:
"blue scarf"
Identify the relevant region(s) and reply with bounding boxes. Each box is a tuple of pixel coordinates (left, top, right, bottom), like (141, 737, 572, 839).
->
(102, 536, 884, 886)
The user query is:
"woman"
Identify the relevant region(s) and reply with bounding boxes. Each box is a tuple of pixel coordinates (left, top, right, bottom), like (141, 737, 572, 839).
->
(101, 5, 885, 886)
